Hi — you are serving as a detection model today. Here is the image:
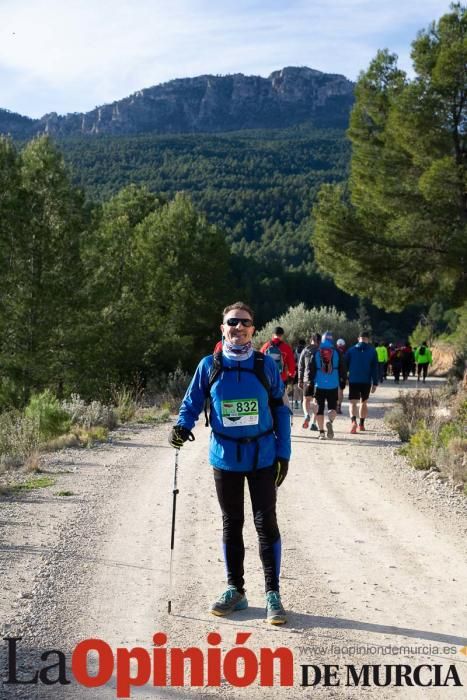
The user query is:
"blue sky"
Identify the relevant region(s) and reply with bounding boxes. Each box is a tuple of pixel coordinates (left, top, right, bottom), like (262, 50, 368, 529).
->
(0, 0, 453, 118)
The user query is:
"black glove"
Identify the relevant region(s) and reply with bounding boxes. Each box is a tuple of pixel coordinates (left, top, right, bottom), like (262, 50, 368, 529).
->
(275, 458, 289, 487)
(168, 425, 194, 449)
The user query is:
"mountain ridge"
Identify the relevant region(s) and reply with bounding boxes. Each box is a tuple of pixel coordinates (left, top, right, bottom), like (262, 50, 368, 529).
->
(0, 66, 354, 138)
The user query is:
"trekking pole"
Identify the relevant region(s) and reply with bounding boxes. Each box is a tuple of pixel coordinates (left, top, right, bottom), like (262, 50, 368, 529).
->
(168, 448, 180, 614)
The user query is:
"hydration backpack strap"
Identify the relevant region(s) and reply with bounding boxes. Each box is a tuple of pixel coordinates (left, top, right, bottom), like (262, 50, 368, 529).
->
(252, 351, 271, 395)
(204, 352, 223, 426)
(203, 350, 282, 427)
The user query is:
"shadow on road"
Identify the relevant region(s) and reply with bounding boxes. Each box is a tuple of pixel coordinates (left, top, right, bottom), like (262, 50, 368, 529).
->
(289, 612, 467, 647)
(173, 610, 467, 647)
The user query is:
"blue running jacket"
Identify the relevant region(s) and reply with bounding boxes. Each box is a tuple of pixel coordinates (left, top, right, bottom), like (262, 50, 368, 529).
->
(177, 353, 291, 471)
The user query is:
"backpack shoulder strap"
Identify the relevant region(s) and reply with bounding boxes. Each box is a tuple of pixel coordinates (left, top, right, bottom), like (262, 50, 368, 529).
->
(206, 351, 223, 397)
(256, 351, 284, 410)
(204, 352, 222, 426)
(205, 351, 282, 425)
(252, 351, 271, 396)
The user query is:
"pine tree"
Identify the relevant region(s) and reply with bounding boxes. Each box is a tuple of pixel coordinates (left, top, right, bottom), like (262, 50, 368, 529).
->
(134, 193, 232, 374)
(312, 4, 466, 311)
(1, 136, 89, 400)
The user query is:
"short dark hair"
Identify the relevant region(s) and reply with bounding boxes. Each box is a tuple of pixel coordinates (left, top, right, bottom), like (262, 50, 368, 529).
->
(274, 326, 284, 336)
(311, 332, 321, 344)
(222, 301, 254, 321)
(359, 330, 370, 338)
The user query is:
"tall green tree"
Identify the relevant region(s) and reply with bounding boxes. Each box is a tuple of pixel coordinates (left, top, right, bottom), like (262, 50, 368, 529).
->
(312, 3, 466, 311)
(81, 190, 232, 392)
(80, 185, 164, 392)
(0, 137, 24, 405)
(134, 193, 232, 374)
(0, 136, 89, 400)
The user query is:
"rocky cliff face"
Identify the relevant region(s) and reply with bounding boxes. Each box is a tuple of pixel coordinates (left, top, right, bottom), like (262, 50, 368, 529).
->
(1, 67, 354, 138)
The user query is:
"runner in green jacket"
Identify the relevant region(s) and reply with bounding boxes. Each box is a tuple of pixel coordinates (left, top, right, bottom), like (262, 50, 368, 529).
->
(375, 342, 389, 384)
(414, 342, 432, 383)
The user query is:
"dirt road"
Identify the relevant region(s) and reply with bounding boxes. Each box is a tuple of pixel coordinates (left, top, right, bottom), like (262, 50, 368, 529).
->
(1, 378, 466, 699)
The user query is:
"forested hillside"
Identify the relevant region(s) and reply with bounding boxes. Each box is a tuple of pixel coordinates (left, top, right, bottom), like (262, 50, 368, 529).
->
(55, 127, 357, 323)
(57, 126, 421, 330)
(60, 127, 348, 263)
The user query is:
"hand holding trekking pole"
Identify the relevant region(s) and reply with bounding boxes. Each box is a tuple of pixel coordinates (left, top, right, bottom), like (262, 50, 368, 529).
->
(167, 428, 194, 614)
(168, 425, 194, 448)
(168, 449, 179, 615)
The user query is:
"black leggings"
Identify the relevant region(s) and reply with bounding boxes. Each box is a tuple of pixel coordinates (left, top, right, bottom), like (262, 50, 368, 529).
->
(213, 466, 281, 594)
(417, 363, 428, 380)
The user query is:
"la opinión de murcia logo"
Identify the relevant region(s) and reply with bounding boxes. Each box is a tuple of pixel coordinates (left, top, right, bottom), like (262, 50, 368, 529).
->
(2, 634, 463, 697)
(4, 632, 293, 696)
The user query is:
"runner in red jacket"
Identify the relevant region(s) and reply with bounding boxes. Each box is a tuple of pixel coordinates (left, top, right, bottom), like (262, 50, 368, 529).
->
(260, 327, 296, 384)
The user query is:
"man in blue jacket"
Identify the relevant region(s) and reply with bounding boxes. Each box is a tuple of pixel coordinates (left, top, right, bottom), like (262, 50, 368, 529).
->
(345, 331, 378, 434)
(169, 302, 291, 624)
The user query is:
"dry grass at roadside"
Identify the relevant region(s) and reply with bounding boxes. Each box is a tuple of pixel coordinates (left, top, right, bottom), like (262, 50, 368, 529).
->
(0, 368, 188, 479)
(385, 380, 466, 495)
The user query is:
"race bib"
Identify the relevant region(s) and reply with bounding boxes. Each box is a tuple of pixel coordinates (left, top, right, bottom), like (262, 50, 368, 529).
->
(221, 398, 259, 427)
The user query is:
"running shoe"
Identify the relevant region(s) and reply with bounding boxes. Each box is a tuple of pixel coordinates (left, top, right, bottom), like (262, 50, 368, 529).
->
(318, 431, 326, 440)
(265, 590, 287, 625)
(358, 424, 365, 432)
(310, 422, 318, 431)
(302, 415, 310, 429)
(326, 420, 334, 439)
(350, 423, 357, 434)
(211, 586, 248, 616)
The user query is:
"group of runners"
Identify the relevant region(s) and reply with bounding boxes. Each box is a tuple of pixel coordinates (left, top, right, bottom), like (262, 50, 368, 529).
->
(376, 341, 433, 384)
(168, 301, 432, 626)
(273, 332, 432, 440)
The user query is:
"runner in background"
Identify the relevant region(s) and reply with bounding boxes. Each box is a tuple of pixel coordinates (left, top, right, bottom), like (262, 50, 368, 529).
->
(390, 344, 403, 383)
(308, 331, 346, 440)
(260, 327, 296, 415)
(384, 342, 391, 379)
(401, 340, 414, 382)
(298, 333, 321, 431)
(415, 341, 432, 383)
(292, 339, 306, 409)
(376, 341, 389, 385)
(336, 338, 347, 414)
(345, 331, 378, 434)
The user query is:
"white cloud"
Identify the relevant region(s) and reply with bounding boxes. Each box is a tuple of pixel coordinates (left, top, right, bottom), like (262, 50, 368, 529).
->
(0, 0, 453, 117)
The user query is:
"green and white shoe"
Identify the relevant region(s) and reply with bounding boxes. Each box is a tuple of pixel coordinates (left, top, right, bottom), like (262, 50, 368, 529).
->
(266, 590, 287, 625)
(211, 586, 248, 616)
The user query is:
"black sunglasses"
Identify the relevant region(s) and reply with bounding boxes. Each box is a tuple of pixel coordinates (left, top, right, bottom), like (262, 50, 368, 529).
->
(225, 318, 254, 327)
